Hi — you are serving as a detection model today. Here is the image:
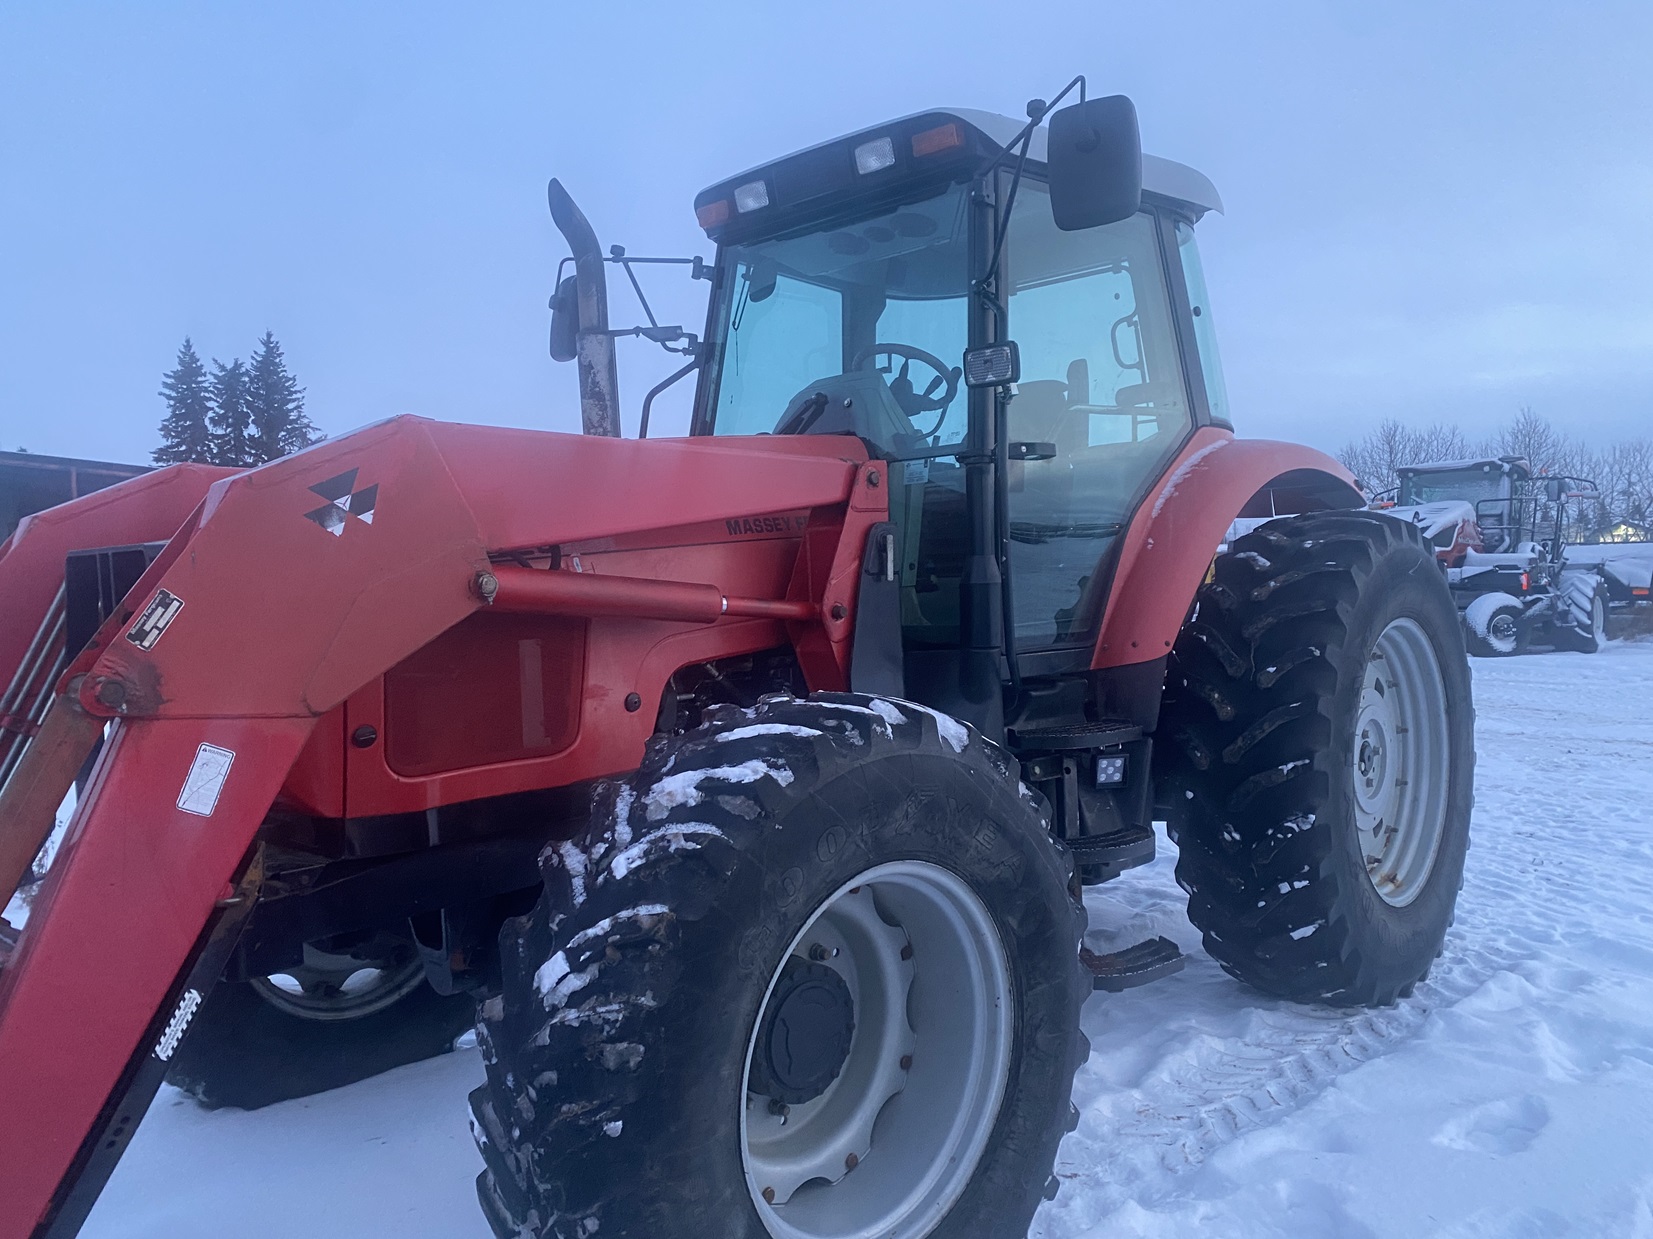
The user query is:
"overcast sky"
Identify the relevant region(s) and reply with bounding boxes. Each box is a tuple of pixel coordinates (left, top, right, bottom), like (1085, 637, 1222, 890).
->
(1, 2, 1649, 465)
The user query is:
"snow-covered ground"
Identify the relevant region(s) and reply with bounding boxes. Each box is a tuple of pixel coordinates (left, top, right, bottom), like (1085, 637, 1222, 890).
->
(83, 640, 1653, 1238)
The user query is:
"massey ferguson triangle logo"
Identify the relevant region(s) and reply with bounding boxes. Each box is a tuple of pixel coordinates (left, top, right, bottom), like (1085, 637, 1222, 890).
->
(304, 468, 378, 536)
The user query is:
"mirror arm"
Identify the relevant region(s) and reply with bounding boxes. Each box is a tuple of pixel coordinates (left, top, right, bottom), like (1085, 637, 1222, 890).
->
(638, 352, 702, 440)
(972, 75, 1089, 319)
(611, 246, 662, 330)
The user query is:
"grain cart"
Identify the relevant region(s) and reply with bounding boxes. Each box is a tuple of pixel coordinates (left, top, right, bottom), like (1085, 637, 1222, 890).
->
(1391, 457, 1611, 655)
(0, 85, 1474, 1239)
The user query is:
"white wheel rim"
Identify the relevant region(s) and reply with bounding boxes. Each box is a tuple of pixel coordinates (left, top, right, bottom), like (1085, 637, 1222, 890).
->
(249, 941, 426, 1021)
(1352, 618, 1452, 907)
(741, 861, 1013, 1239)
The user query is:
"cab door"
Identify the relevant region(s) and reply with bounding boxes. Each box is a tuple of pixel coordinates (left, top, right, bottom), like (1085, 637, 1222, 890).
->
(1000, 185, 1197, 654)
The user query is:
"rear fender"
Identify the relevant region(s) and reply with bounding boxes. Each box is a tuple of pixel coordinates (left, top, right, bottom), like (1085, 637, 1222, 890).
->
(1092, 428, 1363, 670)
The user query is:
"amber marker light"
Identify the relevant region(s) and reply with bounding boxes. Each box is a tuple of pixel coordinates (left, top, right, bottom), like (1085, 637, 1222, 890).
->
(911, 122, 963, 157)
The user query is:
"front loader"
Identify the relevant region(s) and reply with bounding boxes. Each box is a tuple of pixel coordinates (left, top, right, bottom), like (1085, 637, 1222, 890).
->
(0, 85, 1474, 1239)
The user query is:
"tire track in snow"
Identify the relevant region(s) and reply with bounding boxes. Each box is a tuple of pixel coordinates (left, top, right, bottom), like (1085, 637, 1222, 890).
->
(1040, 913, 1527, 1226)
(1035, 645, 1653, 1234)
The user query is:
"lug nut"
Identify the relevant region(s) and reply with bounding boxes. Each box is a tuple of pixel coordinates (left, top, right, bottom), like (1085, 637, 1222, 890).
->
(845, 1152, 859, 1172)
(767, 1098, 790, 1118)
(900, 1054, 913, 1071)
(808, 944, 829, 961)
(900, 944, 913, 961)
(762, 1187, 776, 1204)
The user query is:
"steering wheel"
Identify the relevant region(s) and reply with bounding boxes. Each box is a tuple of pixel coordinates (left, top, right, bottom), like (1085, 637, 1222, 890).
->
(851, 343, 961, 421)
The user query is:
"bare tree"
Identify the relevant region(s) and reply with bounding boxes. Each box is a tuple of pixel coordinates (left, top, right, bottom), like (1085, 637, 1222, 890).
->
(1482, 407, 1579, 477)
(1337, 409, 1649, 537)
(1338, 419, 1471, 496)
(1598, 438, 1653, 537)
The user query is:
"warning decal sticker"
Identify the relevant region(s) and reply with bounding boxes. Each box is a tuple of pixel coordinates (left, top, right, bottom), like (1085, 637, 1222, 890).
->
(303, 467, 378, 537)
(125, 589, 184, 651)
(177, 743, 235, 817)
(153, 989, 202, 1061)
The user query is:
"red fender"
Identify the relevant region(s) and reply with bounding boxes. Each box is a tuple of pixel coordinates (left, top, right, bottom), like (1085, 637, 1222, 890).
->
(1092, 427, 1362, 669)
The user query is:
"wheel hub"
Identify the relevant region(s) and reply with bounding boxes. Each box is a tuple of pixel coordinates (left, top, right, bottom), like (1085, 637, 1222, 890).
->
(749, 959, 856, 1105)
(1351, 619, 1452, 907)
(741, 864, 1012, 1238)
(249, 936, 426, 1022)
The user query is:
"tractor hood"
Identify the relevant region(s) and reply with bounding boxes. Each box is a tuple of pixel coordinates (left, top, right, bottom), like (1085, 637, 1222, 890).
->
(1382, 500, 1477, 542)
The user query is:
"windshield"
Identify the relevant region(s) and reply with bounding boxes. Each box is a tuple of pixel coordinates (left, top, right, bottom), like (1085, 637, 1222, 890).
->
(1398, 467, 1509, 506)
(699, 183, 972, 455)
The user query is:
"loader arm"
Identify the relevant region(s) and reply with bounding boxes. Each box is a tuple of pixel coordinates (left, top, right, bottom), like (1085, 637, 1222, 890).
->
(0, 464, 234, 796)
(0, 415, 869, 1239)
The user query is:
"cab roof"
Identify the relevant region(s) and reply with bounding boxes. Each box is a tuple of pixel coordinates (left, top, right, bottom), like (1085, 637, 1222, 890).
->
(945, 109, 1222, 216)
(1397, 457, 1533, 481)
(695, 107, 1222, 243)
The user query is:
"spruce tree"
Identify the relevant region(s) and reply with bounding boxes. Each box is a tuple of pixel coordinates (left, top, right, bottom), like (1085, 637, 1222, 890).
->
(208, 358, 253, 467)
(153, 338, 214, 464)
(246, 331, 319, 463)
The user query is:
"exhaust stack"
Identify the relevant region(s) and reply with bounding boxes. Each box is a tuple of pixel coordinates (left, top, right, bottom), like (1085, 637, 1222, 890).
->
(547, 179, 621, 437)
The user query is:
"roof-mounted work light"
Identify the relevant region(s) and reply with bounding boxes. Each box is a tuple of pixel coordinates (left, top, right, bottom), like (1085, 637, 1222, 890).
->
(853, 136, 896, 175)
(733, 180, 770, 213)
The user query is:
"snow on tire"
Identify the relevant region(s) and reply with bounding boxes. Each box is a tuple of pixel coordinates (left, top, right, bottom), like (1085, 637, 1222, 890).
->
(1157, 511, 1475, 1007)
(1463, 591, 1527, 658)
(469, 693, 1090, 1239)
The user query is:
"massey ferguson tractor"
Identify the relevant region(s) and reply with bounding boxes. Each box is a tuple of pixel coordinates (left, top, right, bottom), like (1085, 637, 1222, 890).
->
(0, 85, 1475, 1239)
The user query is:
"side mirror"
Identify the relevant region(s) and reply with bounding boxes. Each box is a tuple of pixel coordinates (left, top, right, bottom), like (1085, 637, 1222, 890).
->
(1543, 477, 1565, 504)
(549, 274, 579, 362)
(1046, 95, 1142, 232)
(746, 258, 779, 304)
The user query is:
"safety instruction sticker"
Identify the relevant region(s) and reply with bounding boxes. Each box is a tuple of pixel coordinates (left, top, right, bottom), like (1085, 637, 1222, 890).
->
(177, 743, 235, 817)
(126, 589, 184, 651)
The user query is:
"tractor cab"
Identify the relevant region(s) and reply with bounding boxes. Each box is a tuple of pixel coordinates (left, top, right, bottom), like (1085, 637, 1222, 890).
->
(680, 103, 1231, 725)
(1396, 456, 1530, 553)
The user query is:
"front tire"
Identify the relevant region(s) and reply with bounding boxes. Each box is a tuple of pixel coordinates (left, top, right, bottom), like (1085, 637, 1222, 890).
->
(1464, 592, 1527, 658)
(470, 694, 1090, 1239)
(1158, 512, 1475, 1006)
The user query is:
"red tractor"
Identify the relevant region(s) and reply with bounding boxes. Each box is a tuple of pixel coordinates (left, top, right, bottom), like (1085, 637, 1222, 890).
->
(0, 86, 1474, 1239)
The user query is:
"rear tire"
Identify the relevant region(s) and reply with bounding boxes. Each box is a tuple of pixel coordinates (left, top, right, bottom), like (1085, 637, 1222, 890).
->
(1554, 578, 1608, 654)
(470, 693, 1090, 1239)
(1157, 512, 1475, 1006)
